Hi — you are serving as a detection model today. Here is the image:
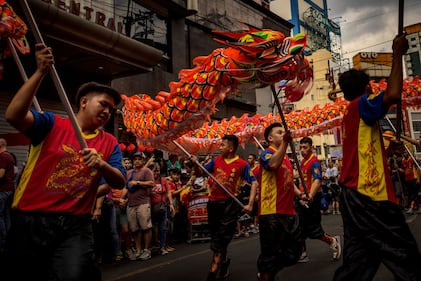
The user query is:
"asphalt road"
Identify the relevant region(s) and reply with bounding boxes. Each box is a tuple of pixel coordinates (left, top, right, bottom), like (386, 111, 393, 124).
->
(101, 213, 421, 281)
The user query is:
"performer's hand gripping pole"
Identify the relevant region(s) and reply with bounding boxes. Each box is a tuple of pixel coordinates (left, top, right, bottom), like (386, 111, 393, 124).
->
(172, 140, 245, 209)
(270, 85, 308, 195)
(19, 0, 87, 149)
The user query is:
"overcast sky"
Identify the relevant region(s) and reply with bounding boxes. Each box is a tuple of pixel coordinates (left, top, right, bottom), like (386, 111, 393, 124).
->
(326, 0, 421, 63)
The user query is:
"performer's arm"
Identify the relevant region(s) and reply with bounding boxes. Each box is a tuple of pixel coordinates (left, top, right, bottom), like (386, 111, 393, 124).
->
(383, 34, 408, 106)
(310, 162, 322, 197)
(310, 178, 322, 198)
(6, 44, 53, 132)
(246, 180, 258, 212)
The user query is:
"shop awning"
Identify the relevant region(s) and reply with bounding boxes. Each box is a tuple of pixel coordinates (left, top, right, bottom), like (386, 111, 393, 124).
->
(20, 0, 164, 76)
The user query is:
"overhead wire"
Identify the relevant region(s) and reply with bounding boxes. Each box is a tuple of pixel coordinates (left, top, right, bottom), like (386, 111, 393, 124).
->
(337, 0, 421, 55)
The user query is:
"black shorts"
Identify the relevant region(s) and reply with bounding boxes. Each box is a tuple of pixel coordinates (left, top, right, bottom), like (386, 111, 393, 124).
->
(207, 199, 241, 254)
(257, 214, 302, 274)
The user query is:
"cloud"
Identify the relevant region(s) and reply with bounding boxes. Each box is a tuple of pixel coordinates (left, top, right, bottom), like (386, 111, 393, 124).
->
(327, 0, 421, 62)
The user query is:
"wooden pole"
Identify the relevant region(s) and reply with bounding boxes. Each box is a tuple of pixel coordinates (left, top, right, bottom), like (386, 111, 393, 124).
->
(396, 0, 404, 141)
(19, 0, 87, 148)
(172, 140, 245, 208)
(253, 136, 265, 150)
(270, 85, 308, 194)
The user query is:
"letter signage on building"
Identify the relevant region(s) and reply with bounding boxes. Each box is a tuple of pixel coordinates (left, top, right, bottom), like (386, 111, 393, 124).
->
(41, 0, 125, 33)
(360, 52, 378, 59)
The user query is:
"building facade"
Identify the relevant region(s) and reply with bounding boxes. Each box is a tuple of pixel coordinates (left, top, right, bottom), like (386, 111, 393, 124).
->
(268, 0, 345, 162)
(353, 52, 393, 80)
(405, 23, 421, 78)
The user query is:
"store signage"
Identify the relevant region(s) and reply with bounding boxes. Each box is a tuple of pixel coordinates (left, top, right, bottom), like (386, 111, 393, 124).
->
(41, 0, 125, 34)
(360, 52, 378, 59)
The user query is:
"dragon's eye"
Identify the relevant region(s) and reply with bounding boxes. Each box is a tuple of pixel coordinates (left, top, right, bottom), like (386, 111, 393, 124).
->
(239, 34, 254, 43)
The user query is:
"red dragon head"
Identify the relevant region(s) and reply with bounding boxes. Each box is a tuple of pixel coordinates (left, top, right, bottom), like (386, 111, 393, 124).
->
(213, 24, 313, 102)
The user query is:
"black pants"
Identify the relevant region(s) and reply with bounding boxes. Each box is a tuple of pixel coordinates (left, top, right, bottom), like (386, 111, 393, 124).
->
(333, 187, 421, 281)
(4, 211, 100, 281)
(296, 192, 325, 239)
(207, 199, 241, 254)
(257, 214, 302, 275)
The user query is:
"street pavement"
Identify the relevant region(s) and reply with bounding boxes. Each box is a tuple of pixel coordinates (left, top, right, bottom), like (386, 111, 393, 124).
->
(101, 212, 421, 281)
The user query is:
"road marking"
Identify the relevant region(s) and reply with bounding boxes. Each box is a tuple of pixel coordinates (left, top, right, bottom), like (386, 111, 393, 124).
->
(105, 236, 259, 281)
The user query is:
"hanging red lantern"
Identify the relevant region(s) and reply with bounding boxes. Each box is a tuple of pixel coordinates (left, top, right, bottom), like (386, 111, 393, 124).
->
(127, 143, 136, 153)
(119, 143, 127, 152)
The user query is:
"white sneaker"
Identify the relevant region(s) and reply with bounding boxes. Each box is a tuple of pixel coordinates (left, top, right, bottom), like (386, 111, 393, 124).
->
(298, 251, 310, 263)
(252, 226, 259, 234)
(133, 249, 142, 261)
(161, 248, 169, 256)
(330, 236, 342, 260)
(126, 248, 138, 261)
(140, 248, 152, 260)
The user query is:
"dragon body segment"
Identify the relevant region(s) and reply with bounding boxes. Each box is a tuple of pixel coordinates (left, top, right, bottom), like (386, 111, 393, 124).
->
(0, 0, 30, 79)
(0, 0, 29, 53)
(122, 27, 313, 151)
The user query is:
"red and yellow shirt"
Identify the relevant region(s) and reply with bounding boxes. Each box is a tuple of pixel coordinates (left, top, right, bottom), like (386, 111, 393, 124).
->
(13, 111, 124, 215)
(300, 154, 322, 193)
(258, 146, 295, 216)
(204, 155, 256, 202)
(339, 92, 396, 203)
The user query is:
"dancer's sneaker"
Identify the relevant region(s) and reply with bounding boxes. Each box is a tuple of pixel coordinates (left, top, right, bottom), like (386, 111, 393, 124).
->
(330, 235, 342, 260)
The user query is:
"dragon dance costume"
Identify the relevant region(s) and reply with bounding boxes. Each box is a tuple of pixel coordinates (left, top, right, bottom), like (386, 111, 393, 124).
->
(334, 92, 421, 281)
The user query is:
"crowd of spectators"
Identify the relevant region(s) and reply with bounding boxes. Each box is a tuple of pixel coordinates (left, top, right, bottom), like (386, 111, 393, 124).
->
(92, 145, 421, 265)
(92, 152, 260, 264)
